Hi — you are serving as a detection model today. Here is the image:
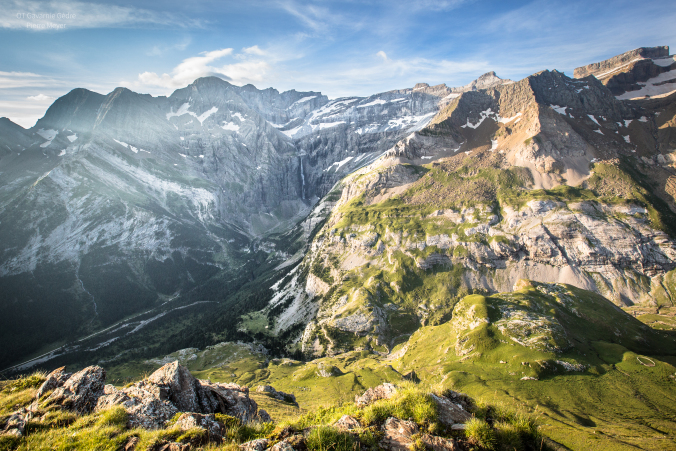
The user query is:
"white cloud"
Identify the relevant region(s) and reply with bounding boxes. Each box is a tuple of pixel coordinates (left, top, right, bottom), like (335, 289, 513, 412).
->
(243, 45, 266, 56)
(27, 93, 54, 101)
(1, 0, 202, 31)
(135, 48, 272, 90)
(376, 51, 388, 62)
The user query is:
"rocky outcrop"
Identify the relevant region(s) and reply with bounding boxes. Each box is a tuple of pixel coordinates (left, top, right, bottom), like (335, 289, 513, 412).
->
(173, 412, 224, 441)
(430, 393, 472, 427)
(44, 366, 106, 414)
(94, 361, 267, 428)
(380, 417, 420, 451)
(355, 382, 397, 406)
(240, 438, 270, 451)
(35, 366, 71, 400)
(255, 385, 296, 404)
(333, 414, 361, 431)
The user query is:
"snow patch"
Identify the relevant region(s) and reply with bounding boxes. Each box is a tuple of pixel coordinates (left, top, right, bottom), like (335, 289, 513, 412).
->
(461, 108, 496, 129)
(166, 103, 218, 124)
(58, 149, 65, 156)
(222, 122, 240, 132)
(290, 96, 317, 106)
(587, 114, 600, 126)
(623, 135, 631, 143)
(113, 139, 128, 148)
(593, 129, 604, 135)
(624, 119, 633, 127)
(67, 134, 77, 142)
(357, 98, 388, 108)
(498, 112, 522, 123)
(551, 105, 568, 115)
(652, 56, 676, 67)
(196, 107, 218, 124)
(638, 116, 648, 122)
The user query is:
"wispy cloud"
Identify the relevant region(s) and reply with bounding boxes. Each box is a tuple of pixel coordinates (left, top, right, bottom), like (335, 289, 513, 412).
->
(1, 0, 202, 31)
(0, 71, 57, 89)
(26, 93, 55, 101)
(133, 47, 274, 90)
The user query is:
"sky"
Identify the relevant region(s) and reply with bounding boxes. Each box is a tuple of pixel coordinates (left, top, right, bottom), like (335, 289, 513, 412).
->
(1, 0, 675, 128)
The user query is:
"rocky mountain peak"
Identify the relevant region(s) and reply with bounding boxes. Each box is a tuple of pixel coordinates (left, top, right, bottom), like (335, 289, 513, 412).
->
(574, 46, 676, 99)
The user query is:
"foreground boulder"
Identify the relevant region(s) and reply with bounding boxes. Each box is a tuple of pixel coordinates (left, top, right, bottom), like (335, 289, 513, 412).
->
(35, 366, 71, 400)
(174, 412, 224, 441)
(333, 414, 361, 431)
(96, 383, 179, 429)
(380, 417, 457, 451)
(380, 417, 420, 451)
(44, 365, 106, 414)
(430, 393, 471, 427)
(94, 361, 268, 428)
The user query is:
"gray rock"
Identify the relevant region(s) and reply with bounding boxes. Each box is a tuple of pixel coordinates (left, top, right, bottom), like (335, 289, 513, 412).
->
(429, 393, 471, 426)
(44, 365, 106, 414)
(333, 414, 361, 431)
(173, 412, 224, 441)
(240, 438, 269, 451)
(380, 417, 419, 451)
(355, 383, 397, 407)
(35, 366, 71, 400)
(269, 440, 296, 451)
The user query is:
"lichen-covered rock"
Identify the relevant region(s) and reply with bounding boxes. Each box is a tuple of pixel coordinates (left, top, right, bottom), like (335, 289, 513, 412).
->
(148, 361, 208, 413)
(355, 383, 397, 407)
(35, 366, 71, 400)
(44, 365, 106, 414)
(333, 414, 361, 431)
(174, 412, 223, 441)
(270, 439, 296, 451)
(430, 393, 471, 427)
(0, 408, 31, 437)
(199, 380, 260, 423)
(96, 383, 178, 429)
(421, 434, 457, 451)
(380, 417, 419, 451)
(239, 438, 269, 451)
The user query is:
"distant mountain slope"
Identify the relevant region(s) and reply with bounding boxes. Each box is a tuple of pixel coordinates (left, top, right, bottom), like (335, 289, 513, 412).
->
(0, 73, 510, 369)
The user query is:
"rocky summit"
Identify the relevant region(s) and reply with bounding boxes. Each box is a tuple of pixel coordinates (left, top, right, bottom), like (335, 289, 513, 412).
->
(1, 45, 676, 451)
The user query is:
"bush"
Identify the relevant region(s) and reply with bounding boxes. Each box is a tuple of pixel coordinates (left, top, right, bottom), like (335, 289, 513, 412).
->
(465, 418, 496, 450)
(361, 384, 437, 427)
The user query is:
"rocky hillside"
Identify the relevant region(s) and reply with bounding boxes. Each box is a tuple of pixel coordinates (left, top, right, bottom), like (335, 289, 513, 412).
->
(241, 48, 676, 358)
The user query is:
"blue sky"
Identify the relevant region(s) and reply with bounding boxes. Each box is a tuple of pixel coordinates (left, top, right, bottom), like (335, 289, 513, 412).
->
(1, 0, 675, 127)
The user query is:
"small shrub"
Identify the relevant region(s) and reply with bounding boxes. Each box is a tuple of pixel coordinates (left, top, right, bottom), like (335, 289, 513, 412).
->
(215, 413, 242, 429)
(361, 385, 437, 427)
(306, 426, 354, 451)
(465, 418, 496, 450)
